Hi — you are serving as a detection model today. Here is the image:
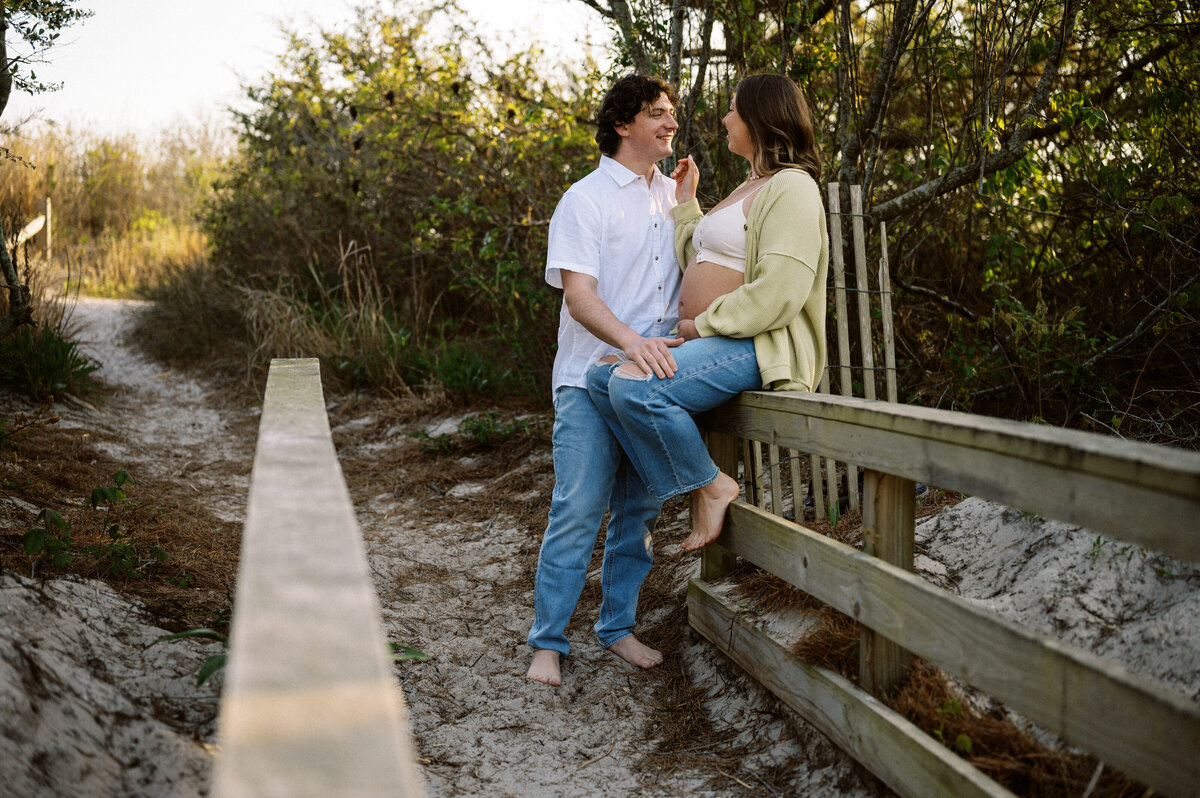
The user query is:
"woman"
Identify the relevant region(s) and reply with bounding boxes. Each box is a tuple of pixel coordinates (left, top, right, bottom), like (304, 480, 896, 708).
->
(587, 73, 828, 551)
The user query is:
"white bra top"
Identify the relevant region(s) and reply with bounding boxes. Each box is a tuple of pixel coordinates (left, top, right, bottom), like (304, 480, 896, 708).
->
(692, 200, 748, 272)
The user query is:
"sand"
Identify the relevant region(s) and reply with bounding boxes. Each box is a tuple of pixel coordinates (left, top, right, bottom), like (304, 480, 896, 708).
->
(1, 296, 1196, 797)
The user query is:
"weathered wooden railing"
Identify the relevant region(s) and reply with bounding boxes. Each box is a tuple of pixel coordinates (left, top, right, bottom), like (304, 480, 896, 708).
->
(213, 358, 425, 797)
(694, 391, 1200, 798)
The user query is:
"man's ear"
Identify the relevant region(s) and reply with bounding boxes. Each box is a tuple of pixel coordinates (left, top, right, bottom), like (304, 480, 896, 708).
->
(614, 122, 630, 139)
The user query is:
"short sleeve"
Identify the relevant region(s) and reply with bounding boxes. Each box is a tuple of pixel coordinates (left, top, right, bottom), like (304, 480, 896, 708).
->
(545, 189, 601, 289)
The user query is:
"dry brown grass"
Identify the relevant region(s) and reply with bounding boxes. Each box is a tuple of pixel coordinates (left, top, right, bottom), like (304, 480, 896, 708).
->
(892, 660, 1145, 797)
(0, 409, 239, 631)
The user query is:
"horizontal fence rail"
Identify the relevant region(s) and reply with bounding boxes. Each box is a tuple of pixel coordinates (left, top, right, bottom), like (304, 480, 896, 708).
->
(214, 358, 425, 798)
(693, 390, 1200, 798)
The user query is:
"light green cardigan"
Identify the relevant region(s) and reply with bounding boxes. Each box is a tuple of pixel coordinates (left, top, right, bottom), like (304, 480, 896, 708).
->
(673, 168, 828, 392)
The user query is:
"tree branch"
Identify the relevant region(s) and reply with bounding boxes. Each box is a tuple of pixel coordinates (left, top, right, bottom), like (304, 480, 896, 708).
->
(668, 0, 685, 87)
(870, 0, 1081, 223)
(850, 0, 925, 195)
(607, 0, 653, 75)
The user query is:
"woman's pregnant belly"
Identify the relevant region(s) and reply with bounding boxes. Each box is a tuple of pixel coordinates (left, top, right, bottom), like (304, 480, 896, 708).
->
(679, 259, 745, 321)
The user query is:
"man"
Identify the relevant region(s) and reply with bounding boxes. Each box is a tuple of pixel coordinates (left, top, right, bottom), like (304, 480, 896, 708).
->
(526, 74, 684, 686)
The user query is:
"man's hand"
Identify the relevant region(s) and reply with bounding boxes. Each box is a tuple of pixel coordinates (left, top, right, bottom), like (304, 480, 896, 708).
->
(676, 319, 700, 341)
(621, 335, 685, 379)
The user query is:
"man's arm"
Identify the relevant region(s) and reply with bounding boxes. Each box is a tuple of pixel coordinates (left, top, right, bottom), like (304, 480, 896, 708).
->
(561, 271, 683, 379)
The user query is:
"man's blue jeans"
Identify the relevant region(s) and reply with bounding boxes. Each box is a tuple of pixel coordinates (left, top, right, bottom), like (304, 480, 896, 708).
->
(527, 387, 662, 656)
(588, 336, 761, 501)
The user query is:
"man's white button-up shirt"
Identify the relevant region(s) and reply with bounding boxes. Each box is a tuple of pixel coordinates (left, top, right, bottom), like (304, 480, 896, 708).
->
(545, 155, 682, 392)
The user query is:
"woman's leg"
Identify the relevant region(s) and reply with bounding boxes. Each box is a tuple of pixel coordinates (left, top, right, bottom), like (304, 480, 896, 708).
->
(607, 336, 761, 546)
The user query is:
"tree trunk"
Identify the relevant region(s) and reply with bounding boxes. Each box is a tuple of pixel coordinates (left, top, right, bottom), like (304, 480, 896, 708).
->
(1, 3, 12, 117)
(1, 4, 35, 337)
(1, 229, 35, 338)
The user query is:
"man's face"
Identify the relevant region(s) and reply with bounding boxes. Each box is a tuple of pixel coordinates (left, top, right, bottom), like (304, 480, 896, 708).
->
(616, 93, 678, 162)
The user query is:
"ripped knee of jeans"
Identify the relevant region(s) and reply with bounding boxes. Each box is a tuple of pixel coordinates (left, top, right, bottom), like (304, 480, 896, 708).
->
(598, 354, 621, 365)
(614, 361, 651, 380)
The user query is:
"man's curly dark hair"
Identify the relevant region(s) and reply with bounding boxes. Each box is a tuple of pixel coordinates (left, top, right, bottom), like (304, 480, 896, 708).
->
(594, 74, 679, 157)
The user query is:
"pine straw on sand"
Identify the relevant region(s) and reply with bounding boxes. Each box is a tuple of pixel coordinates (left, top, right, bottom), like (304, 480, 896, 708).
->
(0, 408, 239, 632)
(718, 558, 1149, 796)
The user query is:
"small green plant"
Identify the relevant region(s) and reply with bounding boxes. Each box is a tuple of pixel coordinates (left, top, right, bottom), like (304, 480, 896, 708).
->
(460, 412, 536, 446)
(411, 430, 454, 454)
(151, 628, 228, 687)
(23, 508, 73, 567)
(90, 470, 134, 508)
(932, 698, 974, 754)
(1088, 534, 1110, 558)
(826, 498, 840, 529)
(84, 519, 170, 579)
(0, 324, 100, 400)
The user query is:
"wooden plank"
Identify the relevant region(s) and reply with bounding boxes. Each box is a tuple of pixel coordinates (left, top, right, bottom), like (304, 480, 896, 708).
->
(827, 183, 854, 400)
(711, 500, 1200, 798)
(214, 359, 426, 798)
(699, 392, 1200, 563)
(768, 443, 783, 516)
(747, 439, 765, 509)
(688, 580, 1016, 798)
(789, 448, 805, 523)
(813, 371, 832, 522)
(850, 185, 876, 403)
(859, 470, 915, 697)
(16, 214, 44, 245)
(879, 222, 897, 403)
(701, 430, 739, 580)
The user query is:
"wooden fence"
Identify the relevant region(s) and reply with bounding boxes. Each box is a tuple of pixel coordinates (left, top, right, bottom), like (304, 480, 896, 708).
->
(14, 197, 51, 259)
(692, 391, 1200, 798)
(213, 358, 425, 798)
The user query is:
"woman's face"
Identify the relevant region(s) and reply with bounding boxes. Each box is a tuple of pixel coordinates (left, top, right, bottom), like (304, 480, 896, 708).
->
(723, 96, 754, 161)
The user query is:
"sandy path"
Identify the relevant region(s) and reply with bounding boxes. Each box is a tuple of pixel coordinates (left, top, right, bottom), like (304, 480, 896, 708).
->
(5, 297, 1198, 797)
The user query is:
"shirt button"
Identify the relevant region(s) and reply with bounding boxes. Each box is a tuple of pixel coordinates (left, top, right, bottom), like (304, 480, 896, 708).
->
(657, 318, 663, 323)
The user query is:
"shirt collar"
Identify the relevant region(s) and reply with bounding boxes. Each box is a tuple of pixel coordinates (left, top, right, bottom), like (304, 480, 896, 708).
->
(599, 154, 666, 188)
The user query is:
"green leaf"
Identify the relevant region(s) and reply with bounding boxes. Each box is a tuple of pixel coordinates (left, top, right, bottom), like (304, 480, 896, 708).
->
(390, 644, 430, 661)
(152, 627, 227, 646)
(39, 508, 68, 530)
(23, 528, 46, 554)
(197, 653, 228, 686)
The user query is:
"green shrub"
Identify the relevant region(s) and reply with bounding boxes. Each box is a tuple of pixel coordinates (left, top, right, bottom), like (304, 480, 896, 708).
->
(193, 2, 597, 399)
(0, 324, 100, 400)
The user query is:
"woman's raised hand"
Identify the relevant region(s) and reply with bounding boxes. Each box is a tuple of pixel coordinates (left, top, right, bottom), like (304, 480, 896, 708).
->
(671, 155, 699, 205)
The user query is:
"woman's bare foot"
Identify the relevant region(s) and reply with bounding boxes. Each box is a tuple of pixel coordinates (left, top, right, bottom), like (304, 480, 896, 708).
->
(527, 649, 562, 686)
(608, 635, 663, 669)
(682, 471, 740, 550)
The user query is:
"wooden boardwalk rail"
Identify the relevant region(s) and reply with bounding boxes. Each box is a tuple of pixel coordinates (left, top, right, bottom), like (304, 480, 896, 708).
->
(694, 391, 1200, 798)
(213, 358, 425, 798)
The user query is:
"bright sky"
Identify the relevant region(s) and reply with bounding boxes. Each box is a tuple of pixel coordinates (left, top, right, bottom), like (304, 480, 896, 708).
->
(3, 0, 607, 136)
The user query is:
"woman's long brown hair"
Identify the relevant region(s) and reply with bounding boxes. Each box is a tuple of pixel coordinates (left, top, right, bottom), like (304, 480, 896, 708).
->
(734, 73, 822, 183)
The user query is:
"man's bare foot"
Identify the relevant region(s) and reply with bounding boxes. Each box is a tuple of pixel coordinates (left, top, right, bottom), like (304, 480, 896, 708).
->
(682, 471, 740, 550)
(608, 635, 663, 669)
(527, 649, 562, 686)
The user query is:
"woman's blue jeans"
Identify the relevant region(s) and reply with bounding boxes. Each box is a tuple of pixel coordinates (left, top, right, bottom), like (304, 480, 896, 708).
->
(588, 336, 761, 501)
(527, 386, 662, 656)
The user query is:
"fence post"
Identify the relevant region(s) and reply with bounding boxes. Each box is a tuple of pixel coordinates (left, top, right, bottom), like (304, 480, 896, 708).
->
(701, 430, 739, 581)
(44, 197, 52, 264)
(859, 469, 915, 696)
